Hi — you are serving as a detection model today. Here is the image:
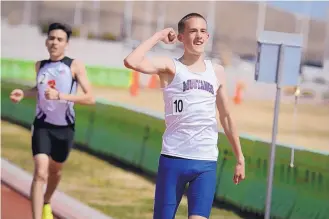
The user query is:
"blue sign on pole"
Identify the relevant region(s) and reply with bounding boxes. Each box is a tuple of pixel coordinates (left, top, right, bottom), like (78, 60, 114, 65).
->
(255, 31, 303, 86)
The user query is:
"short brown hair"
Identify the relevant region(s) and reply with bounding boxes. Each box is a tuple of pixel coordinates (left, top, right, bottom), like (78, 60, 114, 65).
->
(48, 22, 72, 41)
(178, 13, 207, 33)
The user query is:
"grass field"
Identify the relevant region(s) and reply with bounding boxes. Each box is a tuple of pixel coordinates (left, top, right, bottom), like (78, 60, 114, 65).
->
(1, 120, 246, 219)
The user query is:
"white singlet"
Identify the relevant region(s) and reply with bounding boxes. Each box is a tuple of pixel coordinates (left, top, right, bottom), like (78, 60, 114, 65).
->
(161, 58, 220, 161)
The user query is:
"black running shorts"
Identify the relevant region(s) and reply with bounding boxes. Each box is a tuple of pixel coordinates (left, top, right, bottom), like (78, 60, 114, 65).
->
(31, 118, 75, 163)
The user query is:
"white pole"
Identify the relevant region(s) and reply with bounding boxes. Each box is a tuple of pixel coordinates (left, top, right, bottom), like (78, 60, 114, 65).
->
(156, 2, 166, 32)
(73, 1, 83, 27)
(144, 0, 154, 40)
(124, 0, 134, 42)
(289, 2, 312, 167)
(294, 14, 301, 33)
(206, 1, 216, 53)
(256, 1, 267, 38)
(290, 85, 300, 168)
(93, 0, 100, 36)
(289, 11, 303, 168)
(301, 2, 312, 53)
(22, 1, 32, 25)
(264, 44, 284, 219)
(323, 8, 329, 73)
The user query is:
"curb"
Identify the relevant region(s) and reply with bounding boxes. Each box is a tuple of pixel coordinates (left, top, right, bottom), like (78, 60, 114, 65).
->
(1, 158, 114, 219)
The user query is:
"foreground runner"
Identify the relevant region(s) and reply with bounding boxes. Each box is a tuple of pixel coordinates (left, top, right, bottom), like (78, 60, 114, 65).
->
(124, 13, 245, 219)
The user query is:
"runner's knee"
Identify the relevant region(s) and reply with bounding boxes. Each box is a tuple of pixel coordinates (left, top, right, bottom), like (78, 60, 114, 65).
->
(48, 160, 63, 178)
(34, 168, 48, 182)
(33, 154, 49, 182)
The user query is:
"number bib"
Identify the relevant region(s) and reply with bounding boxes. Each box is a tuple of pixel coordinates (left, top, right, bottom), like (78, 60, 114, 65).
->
(172, 96, 186, 115)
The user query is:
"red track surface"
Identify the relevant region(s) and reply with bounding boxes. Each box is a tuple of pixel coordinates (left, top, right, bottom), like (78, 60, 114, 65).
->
(1, 183, 59, 219)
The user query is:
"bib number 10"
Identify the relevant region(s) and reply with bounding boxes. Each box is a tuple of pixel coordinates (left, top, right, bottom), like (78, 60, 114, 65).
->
(173, 99, 184, 115)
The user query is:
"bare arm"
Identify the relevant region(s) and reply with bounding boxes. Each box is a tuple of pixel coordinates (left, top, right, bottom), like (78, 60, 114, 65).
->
(22, 61, 40, 99)
(123, 28, 176, 75)
(214, 64, 244, 164)
(23, 86, 38, 99)
(57, 60, 95, 105)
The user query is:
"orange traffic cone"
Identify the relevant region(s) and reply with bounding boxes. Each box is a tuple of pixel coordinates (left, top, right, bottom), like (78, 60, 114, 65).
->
(129, 70, 140, 96)
(148, 74, 159, 89)
(233, 81, 245, 105)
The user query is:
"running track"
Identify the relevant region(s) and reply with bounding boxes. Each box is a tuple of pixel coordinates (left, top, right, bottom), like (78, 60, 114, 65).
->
(1, 182, 59, 219)
(1, 158, 112, 219)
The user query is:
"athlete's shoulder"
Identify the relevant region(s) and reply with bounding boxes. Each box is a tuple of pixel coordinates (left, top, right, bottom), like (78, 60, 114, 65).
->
(70, 59, 88, 79)
(152, 55, 176, 74)
(35, 59, 49, 72)
(61, 56, 75, 67)
(35, 61, 41, 72)
(210, 61, 226, 85)
(209, 61, 224, 73)
(153, 55, 175, 65)
(38, 59, 50, 69)
(71, 59, 86, 69)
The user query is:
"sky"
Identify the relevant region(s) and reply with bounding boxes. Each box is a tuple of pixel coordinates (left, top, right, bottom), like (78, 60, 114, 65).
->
(267, 1, 329, 20)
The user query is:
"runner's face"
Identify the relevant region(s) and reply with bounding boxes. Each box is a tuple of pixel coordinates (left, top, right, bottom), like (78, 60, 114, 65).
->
(46, 29, 68, 58)
(179, 17, 209, 55)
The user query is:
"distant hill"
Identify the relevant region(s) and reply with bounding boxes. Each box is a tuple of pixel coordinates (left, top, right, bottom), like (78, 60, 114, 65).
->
(1, 1, 326, 65)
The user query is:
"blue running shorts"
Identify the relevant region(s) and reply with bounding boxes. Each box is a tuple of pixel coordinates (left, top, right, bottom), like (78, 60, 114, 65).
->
(153, 154, 217, 219)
